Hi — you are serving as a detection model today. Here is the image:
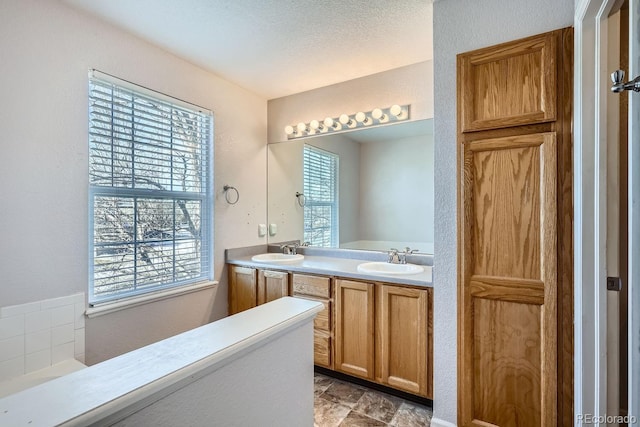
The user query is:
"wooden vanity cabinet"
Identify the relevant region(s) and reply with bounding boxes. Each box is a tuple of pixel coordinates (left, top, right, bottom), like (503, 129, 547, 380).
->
(376, 284, 432, 398)
(334, 279, 375, 380)
(258, 269, 289, 305)
(228, 266, 257, 315)
(228, 265, 290, 315)
(335, 279, 433, 398)
(292, 273, 333, 369)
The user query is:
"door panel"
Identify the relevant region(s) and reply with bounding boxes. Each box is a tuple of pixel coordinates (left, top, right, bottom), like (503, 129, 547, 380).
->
(335, 279, 374, 380)
(459, 32, 557, 132)
(460, 131, 557, 426)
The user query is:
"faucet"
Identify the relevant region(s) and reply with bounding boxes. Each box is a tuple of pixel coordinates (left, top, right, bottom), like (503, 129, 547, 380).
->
(280, 243, 299, 255)
(398, 247, 419, 264)
(387, 248, 400, 264)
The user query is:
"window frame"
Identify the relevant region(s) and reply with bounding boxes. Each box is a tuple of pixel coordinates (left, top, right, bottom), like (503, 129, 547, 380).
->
(87, 70, 214, 306)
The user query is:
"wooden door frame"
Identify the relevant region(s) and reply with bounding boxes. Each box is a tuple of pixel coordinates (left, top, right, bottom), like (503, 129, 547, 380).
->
(574, 0, 639, 421)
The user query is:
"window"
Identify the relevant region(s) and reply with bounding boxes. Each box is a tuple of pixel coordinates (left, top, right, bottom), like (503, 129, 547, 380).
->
(88, 71, 213, 304)
(303, 145, 338, 247)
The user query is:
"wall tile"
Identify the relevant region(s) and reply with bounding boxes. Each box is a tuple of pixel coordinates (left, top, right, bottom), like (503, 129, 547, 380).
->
(0, 314, 24, 340)
(25, 330, 51, 354)
(0, 336, 24, 362)
(1, 301, 41, 319)
(74, 328, 85, 357)
(25, 349, 51, 374)
(0, 357, 24, 382)
(52, 342, 74, 365)
(74, 302, 85, 329)
(52, 324, 74, 346)
(25, 310, 52, 333)
(41, 295, 76, 310)
(51, 305, 74, 327)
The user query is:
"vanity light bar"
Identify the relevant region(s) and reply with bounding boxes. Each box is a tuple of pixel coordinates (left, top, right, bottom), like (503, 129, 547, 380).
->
(284, 104, 410, 139)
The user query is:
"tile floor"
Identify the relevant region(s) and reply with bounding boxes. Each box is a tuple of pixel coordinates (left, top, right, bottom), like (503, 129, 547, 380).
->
(314, 373, 432, 427)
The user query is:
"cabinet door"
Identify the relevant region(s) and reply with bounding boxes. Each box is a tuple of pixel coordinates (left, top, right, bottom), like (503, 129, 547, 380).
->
(376, 285, 430, 398)
(460, 132, 557, 426)
(228, 266, 257, 315)
(258, 270, 289, 305)
(458, 31, 557, 132)
(335, 279, 374, 380)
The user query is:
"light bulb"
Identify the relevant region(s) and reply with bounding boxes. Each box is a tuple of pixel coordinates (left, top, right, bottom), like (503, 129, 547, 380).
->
(339, 114, 355, 127)
(310, 119, 324, 131)
(284, 125, 295, 136)
(355, 112, 371, 125)
(389, 104, 404, 119)
(297, 122, 308, 133)
(372, 108, 387, 122)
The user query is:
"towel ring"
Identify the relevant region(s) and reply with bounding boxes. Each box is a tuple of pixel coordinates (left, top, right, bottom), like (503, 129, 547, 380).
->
(223, 185, 240, 205)
(295, 192, 306, 207)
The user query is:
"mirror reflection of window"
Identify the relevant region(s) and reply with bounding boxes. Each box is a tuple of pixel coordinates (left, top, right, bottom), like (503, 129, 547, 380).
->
(303, 145, 339, 247)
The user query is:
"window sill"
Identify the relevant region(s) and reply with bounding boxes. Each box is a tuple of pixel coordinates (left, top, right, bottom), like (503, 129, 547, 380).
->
(85, 281, 218, 318)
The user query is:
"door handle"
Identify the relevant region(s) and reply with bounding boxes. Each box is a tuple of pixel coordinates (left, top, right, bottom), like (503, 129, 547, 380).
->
(611, 69, 640, 93)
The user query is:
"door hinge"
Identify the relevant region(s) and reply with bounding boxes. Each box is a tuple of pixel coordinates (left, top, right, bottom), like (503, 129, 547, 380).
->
(607, 276, 622, 291)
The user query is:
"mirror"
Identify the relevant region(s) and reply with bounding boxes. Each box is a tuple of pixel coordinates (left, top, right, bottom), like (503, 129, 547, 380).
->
(267, 119, 434, 254)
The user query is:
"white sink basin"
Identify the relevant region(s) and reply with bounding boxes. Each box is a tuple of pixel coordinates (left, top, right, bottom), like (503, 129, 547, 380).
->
(357, 262, 424, 275)
(251, 253, 304, 263)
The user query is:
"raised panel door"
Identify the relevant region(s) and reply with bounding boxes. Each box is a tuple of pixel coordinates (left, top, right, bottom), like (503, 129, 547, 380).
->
(335, 279, 375, 380)
(228, 266, 257, 315)
(459, 132, 557, 426)
(258, 269, 289, 305)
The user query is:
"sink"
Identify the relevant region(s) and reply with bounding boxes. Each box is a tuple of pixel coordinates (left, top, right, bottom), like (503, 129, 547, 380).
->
(357, 262, 424, 275)
(251, 253, 304, 263)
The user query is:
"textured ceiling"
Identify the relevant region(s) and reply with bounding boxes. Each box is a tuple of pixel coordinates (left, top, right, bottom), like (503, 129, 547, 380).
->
(62, 0, 433, 99)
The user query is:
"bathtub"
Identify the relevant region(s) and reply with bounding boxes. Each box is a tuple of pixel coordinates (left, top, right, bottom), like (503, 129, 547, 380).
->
(0, 359, 86, 399)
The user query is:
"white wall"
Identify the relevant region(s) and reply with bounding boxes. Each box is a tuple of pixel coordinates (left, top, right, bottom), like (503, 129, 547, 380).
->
(432, 1, 574, 425)
(359, 134, 434, 246)
(0, 0, 267, 364)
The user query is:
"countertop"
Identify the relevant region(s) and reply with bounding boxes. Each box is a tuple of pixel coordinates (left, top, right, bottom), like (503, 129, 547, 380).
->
(226, 254, 433, 288)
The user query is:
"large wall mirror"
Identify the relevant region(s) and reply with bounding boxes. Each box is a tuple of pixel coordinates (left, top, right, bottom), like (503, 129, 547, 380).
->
(267, 119, 434, 254)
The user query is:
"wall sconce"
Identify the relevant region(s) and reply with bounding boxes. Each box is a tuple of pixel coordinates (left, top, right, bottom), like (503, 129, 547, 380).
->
(284, 104, 410, 139)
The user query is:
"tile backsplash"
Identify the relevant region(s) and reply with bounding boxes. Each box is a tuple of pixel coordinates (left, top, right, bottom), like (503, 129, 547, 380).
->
(0, 293, 85, 382)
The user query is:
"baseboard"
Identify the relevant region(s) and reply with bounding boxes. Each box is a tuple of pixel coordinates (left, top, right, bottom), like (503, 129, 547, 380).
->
(430, 417, 457, 427)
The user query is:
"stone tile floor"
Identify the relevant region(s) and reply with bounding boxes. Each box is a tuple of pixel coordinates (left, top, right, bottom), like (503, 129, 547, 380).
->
(314, 373, 432, 427)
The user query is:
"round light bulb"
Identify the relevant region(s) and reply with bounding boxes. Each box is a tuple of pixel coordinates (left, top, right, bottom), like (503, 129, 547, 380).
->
(389, 104, 403, 118)
(372, 108, 386, 121)
(355, 112, 366, 122)
(324, 117, 335, 128)
(310, 119, 323, 131)
(297, 122, 307, 133)
(339, 114, 351, 125)
(284, 125, 295, 136)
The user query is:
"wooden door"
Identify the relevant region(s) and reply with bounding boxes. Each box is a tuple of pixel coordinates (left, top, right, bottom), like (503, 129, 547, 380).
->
(228, 266, 257, 315)
(257, 270, 289, 305)
(334, 279, 374, 380)
(376, 284, 431, 398)
(458, 28, 572, 427)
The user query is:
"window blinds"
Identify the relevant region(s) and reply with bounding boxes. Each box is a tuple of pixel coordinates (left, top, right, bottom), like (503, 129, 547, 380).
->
(88, 73, 213, 304)
(303, 145, 338, 247)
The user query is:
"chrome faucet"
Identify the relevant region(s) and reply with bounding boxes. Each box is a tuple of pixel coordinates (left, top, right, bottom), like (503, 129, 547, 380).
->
(398, 247, 419, 264)
(280, 243, 300, 255)
(387, 248, 400, 264)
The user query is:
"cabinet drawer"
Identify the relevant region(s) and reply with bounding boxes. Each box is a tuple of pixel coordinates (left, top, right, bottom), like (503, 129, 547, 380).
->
(292, 274, 331, 298)
(314, 331, 331, 368)
(295, 296, 331, 331)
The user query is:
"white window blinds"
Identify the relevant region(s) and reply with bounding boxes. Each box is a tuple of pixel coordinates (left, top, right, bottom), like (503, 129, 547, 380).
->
(303, 145, 338, 247)
(88, 71, 213, 304)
